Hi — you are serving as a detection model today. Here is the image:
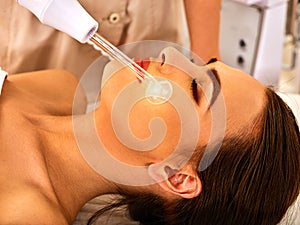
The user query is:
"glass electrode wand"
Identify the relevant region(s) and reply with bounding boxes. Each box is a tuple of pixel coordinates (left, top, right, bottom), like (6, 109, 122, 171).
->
(17, 0, 173, 104)
(89, 33, 149, 82)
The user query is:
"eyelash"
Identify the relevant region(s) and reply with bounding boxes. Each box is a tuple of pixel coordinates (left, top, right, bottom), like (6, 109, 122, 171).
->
(191, 79, 199, 103)
(189, 58, 218, 104)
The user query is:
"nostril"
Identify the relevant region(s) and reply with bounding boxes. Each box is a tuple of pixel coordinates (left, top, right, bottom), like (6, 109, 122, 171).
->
(161, 53, 166, 66)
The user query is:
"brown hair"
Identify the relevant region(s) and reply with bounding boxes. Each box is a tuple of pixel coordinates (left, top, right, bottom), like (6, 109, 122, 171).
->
(88, 88, 300, 225)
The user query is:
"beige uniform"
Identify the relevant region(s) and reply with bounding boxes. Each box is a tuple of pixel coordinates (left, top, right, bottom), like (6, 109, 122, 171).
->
(0, 0, 185, 78)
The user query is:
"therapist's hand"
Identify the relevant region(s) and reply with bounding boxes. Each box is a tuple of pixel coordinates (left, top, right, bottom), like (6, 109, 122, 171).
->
(184, 0, 221, 62)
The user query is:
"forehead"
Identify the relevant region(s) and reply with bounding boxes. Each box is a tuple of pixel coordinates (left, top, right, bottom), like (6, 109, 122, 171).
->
(209, 62, 266, 129)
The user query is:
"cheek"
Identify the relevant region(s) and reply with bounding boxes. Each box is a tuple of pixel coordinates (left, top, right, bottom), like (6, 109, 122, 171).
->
(128, 101, 182, 157)
(198, 109, 213, 147)
(101, 69, 138, 107)
(129, 102, 181, 138)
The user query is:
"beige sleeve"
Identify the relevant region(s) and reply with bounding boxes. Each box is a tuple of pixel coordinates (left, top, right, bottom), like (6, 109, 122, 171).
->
(1, 0, 184, 79)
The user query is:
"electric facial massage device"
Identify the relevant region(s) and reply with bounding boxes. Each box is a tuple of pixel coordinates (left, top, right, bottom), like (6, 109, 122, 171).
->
(17, 0, 173, 104)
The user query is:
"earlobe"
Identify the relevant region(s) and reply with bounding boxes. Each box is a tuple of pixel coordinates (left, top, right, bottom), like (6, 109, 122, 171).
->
(148, 164, 202, 199)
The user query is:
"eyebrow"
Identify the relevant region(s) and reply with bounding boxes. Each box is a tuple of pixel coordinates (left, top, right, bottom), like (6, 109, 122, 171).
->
(209, 69, 221, 106)
(206, 58, 221, 87)
(205, 58, 221, 106)
(206, 57, 218, 64)
(209, 68, 221, 86)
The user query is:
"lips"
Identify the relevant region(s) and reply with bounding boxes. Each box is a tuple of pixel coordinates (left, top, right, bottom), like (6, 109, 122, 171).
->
(133, 57, 150, 71)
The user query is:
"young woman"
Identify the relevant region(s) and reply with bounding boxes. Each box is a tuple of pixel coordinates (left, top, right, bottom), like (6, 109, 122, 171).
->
(0, 47, 299, 225)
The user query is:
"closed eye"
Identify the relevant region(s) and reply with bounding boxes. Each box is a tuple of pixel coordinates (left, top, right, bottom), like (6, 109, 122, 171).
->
(190, 67, 221, 106)
(191, 78, 199, 104)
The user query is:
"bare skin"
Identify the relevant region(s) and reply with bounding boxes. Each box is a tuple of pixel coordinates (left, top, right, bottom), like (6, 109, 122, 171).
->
(0, 70, 106, 224)
(0, 53, 265, 224)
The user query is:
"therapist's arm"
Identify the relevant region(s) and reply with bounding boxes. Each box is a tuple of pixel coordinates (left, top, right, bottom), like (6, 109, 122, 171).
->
(184, 0, 221, 62)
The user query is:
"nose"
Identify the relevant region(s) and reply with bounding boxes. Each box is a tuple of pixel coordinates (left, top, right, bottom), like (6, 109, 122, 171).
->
(157, 47, 207, 79)
(156, 47, 192, 77)
(158, 47, 192, 69)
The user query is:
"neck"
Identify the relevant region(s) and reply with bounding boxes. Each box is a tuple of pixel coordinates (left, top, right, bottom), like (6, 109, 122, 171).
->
(38, 113, 118, 222)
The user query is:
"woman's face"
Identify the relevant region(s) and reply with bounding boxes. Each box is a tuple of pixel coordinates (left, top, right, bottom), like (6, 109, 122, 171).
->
(99, 47, 265, 166)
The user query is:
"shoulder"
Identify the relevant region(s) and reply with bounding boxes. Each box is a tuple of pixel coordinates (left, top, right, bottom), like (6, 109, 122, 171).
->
(5, 70, 87, 115)
(0, 188, 69, 225)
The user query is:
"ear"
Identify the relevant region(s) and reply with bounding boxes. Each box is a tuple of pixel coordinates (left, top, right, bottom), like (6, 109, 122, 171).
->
(149, 164, 202, 199)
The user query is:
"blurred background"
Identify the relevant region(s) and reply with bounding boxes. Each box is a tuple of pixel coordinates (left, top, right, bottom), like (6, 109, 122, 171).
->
(219, 0, 300, 93)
